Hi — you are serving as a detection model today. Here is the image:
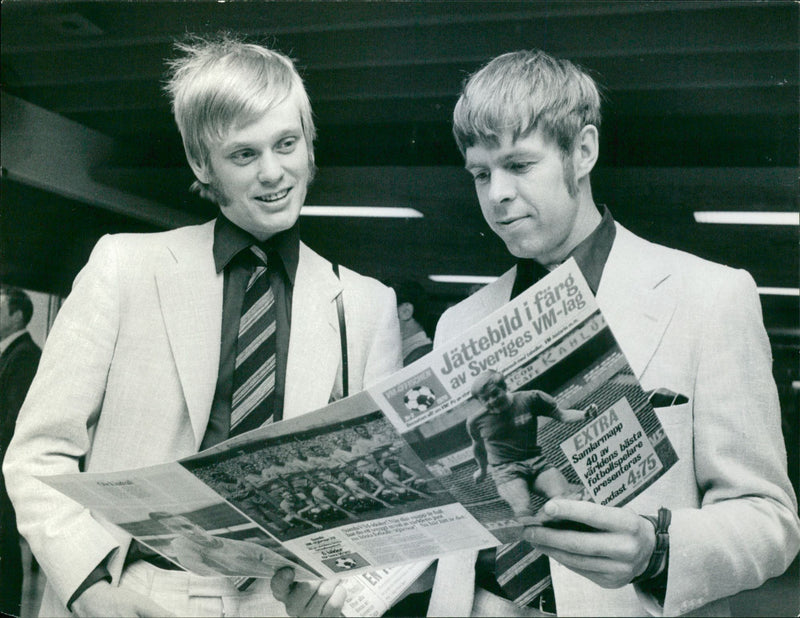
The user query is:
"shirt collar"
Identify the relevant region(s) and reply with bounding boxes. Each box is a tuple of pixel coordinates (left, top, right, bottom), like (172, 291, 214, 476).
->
(512, 204, 615, 297)
(565, 203, 616, 294)
(213, 214, 300, 284)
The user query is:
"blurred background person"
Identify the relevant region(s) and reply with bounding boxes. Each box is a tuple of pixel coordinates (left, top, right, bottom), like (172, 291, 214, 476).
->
(389, 279, 435, 366)
(0, 285, 42, 617)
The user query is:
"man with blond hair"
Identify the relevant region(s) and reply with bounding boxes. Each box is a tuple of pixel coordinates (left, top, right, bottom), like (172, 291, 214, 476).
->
(426, 49, 800, 616)
(4, 34, 401, 617)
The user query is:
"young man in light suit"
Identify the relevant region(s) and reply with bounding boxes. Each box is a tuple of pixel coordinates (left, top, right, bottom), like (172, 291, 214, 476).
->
(3, 34, 401, 617)
(427, 50, 800, 616)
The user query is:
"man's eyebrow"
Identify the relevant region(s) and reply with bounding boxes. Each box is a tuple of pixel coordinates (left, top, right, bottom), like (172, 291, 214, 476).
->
(498, 149, 539, 163)
(224, 140, 256, 151)
(224, 128, 301, 150)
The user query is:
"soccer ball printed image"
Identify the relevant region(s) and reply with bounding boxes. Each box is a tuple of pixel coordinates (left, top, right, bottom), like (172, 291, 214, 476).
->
(335, 557, 357, 569)
(383, 368, 450, 423)
(322, 551, 370, 572)
(404, 385, 436, 412)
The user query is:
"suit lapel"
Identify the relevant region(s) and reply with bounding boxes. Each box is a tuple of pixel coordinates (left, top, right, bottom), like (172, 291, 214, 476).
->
(155, 223, 222, 447)
(597, 224, 678, 379)
(283, 243, 341, 420)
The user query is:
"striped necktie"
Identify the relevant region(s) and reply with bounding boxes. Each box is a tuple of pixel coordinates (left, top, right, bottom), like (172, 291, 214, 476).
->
(492, 257, 558, 614)
(230, 245, 277, 437)
(495, 540, 555, 611)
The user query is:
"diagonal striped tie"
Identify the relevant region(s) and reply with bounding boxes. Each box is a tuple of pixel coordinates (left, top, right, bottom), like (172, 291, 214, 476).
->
(495, 540, 554, 611)
(230, 246, 277, 437)
(492, 261, 558, 614)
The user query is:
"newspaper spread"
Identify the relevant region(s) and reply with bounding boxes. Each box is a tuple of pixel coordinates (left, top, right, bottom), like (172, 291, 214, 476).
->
(40, 259, 678, 613)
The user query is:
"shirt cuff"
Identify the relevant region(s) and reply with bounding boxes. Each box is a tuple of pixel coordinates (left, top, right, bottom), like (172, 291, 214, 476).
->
(638, 554, 668, 606)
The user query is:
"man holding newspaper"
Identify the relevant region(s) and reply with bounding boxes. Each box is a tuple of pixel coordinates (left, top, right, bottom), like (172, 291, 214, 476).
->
(425, 49, 800, 616)
(3, 34, 401, 617)
(280, 48, 799, 618)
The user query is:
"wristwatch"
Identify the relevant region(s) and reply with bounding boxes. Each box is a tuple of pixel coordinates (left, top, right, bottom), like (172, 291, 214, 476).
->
(632, 507, 670, 583)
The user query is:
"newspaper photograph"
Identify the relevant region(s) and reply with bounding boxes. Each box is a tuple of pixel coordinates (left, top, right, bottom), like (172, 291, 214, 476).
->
(40, 462, 319, 580)
(369, 259, 678, 542)
(40, 455, 435, 616)
(180, 391, 497, 576)
(41, 390, 497, 582)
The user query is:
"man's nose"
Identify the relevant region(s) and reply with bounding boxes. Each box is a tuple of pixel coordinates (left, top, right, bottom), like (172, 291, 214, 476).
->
(487, 170, 515, 206)
(257, 152, 284, 183)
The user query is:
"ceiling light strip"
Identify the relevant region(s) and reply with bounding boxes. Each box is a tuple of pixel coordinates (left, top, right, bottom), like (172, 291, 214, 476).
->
(428, 275, 499, 285)
(757, 287, 800, 297)
(301, 206, 423, 218)
(693, 211, 799, 225)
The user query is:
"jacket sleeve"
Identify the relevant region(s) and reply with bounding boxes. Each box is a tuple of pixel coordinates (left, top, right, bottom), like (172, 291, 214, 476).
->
(661, 269, 800, 615)
(2, 235, 124, 606)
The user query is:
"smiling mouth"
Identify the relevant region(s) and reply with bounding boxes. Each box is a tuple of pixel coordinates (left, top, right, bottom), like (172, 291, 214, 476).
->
(497, 216, 527, 227)
(255, 188, 291, 203)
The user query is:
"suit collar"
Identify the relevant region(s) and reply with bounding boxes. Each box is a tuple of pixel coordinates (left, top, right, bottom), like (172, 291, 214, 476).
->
(596, 223, 678, 379)
(156, 226, 348, 433)
(283, 243, 342, 419)
(155, 222, 222, 447)
(0, 331, 36, 377)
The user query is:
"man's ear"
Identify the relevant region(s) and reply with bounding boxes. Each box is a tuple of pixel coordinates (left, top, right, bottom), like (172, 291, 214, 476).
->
(574, 124, 599, 181)
(8, 308, 24, 330)
(397, 301, 414, 321)
(188, 155, 212, 185)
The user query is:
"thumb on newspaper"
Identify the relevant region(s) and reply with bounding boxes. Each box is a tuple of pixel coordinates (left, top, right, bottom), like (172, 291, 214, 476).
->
(271, 567, 346, 617)
(270, 567, 296, 600)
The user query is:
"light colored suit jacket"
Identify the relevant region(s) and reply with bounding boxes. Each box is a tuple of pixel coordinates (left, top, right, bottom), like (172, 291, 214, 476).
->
(3, 220, 402, 613)
(431, 223, 799, 617)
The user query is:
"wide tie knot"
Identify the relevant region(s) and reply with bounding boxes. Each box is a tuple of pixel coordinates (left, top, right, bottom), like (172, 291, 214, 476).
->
(244, 246, 270, 291)
(249, 245, 269, 267)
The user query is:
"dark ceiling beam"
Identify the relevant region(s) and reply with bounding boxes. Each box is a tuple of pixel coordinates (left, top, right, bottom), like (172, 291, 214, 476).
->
(9, 48, 795, 96)
(43, 85, 797, 123)
(0, 92, 202, 229)
(1, 2, 777, 54)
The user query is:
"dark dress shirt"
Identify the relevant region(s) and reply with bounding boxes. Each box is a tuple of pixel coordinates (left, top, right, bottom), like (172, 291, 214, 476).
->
(201, 215, 299, 448)
(511, 204, 616, 300)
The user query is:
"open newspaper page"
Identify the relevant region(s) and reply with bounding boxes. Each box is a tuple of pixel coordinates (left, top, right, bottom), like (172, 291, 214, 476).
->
(38, 258, 677, 612)
(38, 390, 490, 614)
(39, 452, 433, 616)
(40, 462, 320, 580)
(179, 390, 496, 576)
(369, 258, 678, 542)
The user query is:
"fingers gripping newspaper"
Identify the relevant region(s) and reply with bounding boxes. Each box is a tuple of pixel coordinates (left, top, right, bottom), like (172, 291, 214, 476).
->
(41, 260, 678, 615)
